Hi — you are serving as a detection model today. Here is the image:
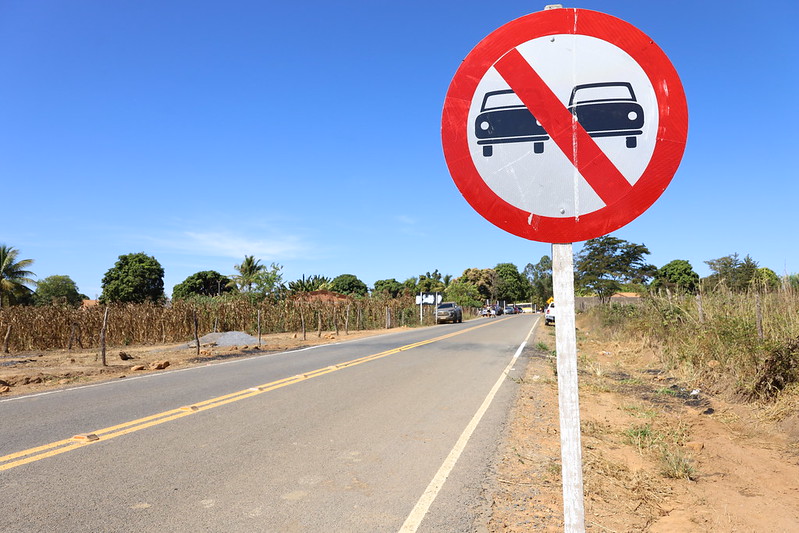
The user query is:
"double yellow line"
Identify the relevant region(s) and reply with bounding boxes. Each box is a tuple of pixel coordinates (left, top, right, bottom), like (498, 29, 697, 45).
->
(1, 319, 500, 472)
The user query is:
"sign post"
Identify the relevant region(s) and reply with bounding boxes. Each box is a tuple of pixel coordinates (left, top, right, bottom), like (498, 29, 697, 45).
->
(552, 243, 583, 529)
(440, 6, 687, 531)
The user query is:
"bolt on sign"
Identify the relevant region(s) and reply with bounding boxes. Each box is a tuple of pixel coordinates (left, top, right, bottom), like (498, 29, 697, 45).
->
(442, 7, 688, 244)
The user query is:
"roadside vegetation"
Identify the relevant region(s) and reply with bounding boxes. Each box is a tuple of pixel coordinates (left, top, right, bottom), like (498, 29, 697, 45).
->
(4, 235, 799, 381)
(589, 286, 799, 407)
(0, 295, 462, 353)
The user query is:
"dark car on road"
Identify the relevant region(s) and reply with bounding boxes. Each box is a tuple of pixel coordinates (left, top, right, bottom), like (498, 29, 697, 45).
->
(475, 89, 550, 157)
(567, 81, 644, 148)
(436, 302, 463, 324)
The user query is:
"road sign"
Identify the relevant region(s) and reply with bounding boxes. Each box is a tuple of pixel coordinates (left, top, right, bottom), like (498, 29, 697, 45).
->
(441, 8, 688, 243)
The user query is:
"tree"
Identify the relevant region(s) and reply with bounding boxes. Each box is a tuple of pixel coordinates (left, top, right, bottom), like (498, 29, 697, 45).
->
(402, 277, 419, 294)
(704, 253, 758, 292)
(0, 245, 36, 308)
(457, 268, 496, 301)
(287, 275, 330, 294)
(524, 256, 553, 307)
(33, 275, 85, 306)
(100, 252, 165, 304)
(416, 270, 446, 293)
(172, 271, 233, 300)
(651, 259, 699, 293)
(443, 279, 482, 307)
(227, 256, 283, 297)
(372, 278, 403, 298)
(575, 237, 655, 303)
(229, 255, 265, 293)
(494, 263, 529, 302)
(752, 267, 779, 291)
(251, 263, 284, 297)
(400, 271, 449, 295)
(329, 274, 368, 296)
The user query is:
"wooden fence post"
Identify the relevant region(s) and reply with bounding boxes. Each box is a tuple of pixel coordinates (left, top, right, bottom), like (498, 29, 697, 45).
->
(68, 322, 75, 351)
(99, 307, 109, 366)
(193, 309, 200, 356)
(697, 291, 705, 324)
(2, 324, 11, 354)
(299, 302, 306, 341)
(334, 304, 339, 336)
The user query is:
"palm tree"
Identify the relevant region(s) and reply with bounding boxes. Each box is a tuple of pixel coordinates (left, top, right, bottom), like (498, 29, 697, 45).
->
(230, 255, 265, 292)
(287, 275, 330, 294)
(0, 245, 35, 308)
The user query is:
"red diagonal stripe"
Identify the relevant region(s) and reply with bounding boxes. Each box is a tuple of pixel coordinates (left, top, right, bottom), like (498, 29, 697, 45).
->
(494, 48, 632, 206)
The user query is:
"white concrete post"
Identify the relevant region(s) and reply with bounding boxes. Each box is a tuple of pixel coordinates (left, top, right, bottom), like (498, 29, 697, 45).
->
(552, 242, 586, 531)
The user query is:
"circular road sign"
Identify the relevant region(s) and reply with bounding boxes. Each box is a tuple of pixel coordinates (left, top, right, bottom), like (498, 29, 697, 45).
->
(441, 8, 688, 243)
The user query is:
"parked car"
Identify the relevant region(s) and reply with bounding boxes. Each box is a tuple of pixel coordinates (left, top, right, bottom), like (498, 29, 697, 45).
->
(504, 306, 516, 315)
(545, 302, 556, 326)
(436, 302, 463, 323)
(567, 81, 644, 148)
(474, 89, 550, 157)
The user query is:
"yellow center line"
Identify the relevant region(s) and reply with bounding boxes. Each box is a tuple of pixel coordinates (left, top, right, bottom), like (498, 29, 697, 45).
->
(1, 318, 505, 472)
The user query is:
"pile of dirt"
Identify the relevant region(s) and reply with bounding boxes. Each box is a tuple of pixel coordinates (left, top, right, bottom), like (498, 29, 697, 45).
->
(187, 331, 261, 348)
(486, 318, 799, 531)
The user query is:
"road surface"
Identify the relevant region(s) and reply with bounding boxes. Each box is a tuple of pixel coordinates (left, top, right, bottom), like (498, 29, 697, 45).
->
(0, 314, 540, 532)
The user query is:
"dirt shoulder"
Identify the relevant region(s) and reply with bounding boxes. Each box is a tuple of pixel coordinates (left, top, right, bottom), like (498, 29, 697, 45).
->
(0, 327, 394, 397)
(487, 316, 799, 532)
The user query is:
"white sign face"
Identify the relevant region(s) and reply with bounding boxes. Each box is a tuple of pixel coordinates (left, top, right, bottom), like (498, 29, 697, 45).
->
(415, 293, 442, 305)
(467, 35, 659, 219)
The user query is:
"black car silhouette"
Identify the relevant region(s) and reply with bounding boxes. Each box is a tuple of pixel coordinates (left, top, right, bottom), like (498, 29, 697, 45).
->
(475, 89, 549, 157)
(567, 82, 644, 148)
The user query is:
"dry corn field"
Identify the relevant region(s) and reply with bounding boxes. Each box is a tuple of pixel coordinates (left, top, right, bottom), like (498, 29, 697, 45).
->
(0, 296, 447, 352)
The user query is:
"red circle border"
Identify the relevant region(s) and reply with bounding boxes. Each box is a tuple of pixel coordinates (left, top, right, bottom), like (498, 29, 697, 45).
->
(441, 8, 688, 243)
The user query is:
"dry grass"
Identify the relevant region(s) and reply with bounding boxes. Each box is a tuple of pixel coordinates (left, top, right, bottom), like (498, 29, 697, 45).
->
(589, 287, 799, 405)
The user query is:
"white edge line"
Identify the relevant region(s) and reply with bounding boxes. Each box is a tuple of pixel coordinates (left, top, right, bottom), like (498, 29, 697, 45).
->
(399, 317, 539, 532)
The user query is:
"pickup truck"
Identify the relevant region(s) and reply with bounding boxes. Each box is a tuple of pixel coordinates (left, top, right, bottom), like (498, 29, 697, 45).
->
(436, 302, 463, 323)
(545, 302, 555, 326)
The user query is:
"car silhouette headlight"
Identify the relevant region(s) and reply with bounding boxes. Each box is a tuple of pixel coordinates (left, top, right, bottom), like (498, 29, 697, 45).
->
(628, 111, 638, 121)
(480, 121, 490, 131)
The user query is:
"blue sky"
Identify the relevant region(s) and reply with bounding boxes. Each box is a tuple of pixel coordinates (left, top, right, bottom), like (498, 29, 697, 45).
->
(3, 0, 798, 299)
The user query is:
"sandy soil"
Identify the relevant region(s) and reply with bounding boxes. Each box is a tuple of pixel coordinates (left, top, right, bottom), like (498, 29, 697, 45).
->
(487, 317, 799, 532)
(3, 319, 799, 532)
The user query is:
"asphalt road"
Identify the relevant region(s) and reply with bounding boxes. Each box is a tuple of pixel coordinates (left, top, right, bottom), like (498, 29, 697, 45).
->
(0, 314, 539, 532)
